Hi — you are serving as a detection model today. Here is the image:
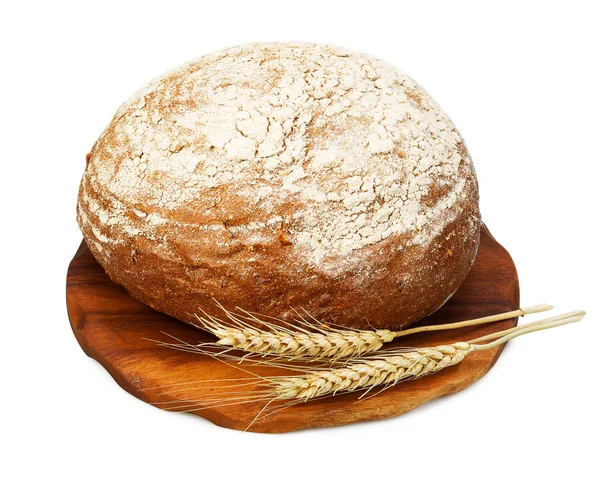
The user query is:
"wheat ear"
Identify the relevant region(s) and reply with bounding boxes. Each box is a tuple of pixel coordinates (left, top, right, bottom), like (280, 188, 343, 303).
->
(268, 310, 585, 401)
(193, 303, 552, 360)
(145, 309, 584, 430)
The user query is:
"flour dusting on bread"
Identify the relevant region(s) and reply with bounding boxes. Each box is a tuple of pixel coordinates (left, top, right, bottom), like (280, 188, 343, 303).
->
(77, 43, 480, 329)
(79, 43, 473, 271)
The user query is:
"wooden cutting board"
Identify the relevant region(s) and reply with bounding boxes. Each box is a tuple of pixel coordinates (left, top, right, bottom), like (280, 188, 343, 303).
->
(66, 225, 519, 433)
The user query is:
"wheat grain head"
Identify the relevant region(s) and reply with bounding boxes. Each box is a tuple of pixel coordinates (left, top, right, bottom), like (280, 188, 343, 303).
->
(270, 343, 472, 400)
(193, 303, 552, 360)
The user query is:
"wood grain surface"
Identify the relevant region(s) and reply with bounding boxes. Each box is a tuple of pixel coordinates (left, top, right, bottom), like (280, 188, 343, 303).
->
(66, 225, 519, 433)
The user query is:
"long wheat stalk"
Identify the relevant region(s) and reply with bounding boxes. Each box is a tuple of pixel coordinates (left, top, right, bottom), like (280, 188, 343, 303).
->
(147, 309, 584, 430)
(193, 303, 552, 360)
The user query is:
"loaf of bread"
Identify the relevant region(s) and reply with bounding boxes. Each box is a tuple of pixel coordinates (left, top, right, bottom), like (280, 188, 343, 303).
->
(77, 43, 481, 330)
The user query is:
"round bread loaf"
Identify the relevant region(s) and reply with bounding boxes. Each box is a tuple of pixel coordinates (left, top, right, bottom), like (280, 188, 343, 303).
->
(77, 43, 481, 330)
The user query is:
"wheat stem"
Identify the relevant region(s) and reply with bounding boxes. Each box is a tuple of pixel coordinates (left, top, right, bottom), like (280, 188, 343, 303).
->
(468, 310, 582, 344)
(392, 303, 551, 338)
(471, 312, 585, 350)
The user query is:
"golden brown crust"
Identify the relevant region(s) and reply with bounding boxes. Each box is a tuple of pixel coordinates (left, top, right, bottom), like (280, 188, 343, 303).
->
(77, 166, 480, 330)
(77, 43, 481, 330)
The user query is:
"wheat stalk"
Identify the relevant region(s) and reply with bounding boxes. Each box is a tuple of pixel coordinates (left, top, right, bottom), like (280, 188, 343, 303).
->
(267, 310, 585, 401)
(193, 303, 552, 360)
(146, 309, 584, 430)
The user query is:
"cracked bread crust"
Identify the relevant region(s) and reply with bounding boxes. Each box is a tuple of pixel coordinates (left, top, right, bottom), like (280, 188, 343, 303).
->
(77, 43, 481, 330)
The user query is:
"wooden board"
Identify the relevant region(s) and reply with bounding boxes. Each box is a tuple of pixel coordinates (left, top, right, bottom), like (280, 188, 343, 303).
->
(66, 225, 519, 433)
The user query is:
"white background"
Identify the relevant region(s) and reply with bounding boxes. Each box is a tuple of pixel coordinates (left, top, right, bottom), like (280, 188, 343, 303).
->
(2, 1, 598, 479)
